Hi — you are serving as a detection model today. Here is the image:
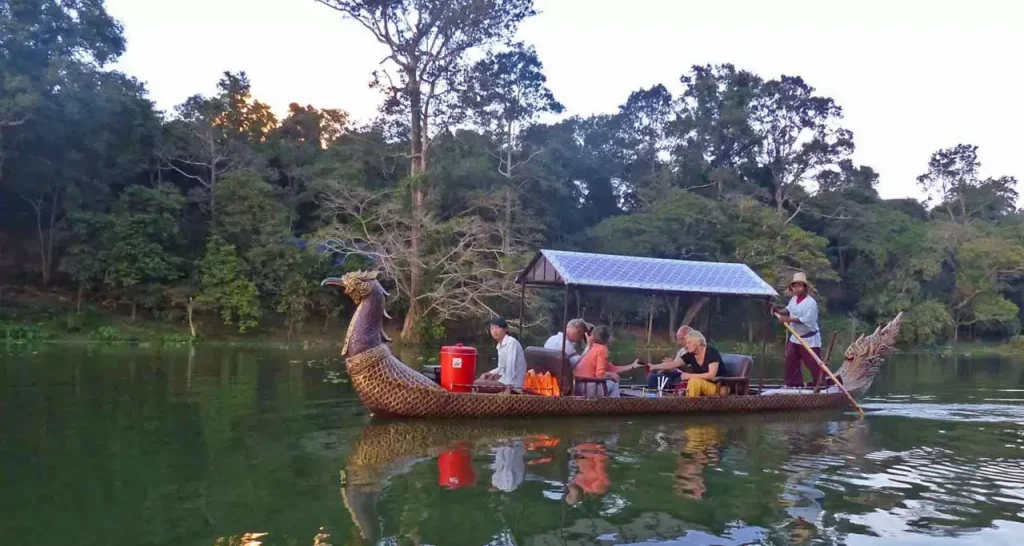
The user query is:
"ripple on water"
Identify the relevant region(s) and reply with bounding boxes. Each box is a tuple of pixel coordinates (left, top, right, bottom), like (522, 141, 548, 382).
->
(864, 402, 1024, 423)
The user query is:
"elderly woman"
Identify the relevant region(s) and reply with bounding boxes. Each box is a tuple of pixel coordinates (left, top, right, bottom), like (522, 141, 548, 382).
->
(572, 325, 641, 397)
(646, 329, 727, 397)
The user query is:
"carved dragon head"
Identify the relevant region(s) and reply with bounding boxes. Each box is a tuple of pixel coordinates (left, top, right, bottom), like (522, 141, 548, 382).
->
(322, 270, 393, 357)
(321, 270, 390, 307)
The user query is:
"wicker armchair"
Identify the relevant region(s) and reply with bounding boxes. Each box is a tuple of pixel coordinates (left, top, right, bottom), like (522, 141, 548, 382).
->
(711, 353, 753, 395)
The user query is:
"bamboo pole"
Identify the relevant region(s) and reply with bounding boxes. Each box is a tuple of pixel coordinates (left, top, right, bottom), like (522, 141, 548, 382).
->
(776, 315, 865, 417)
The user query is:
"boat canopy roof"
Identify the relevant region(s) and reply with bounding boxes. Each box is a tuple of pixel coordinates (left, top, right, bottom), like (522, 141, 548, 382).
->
(516, 249, 778, 298)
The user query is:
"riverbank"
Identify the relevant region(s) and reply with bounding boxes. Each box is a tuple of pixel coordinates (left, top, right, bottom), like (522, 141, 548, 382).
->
(4, 297, 1024, 358)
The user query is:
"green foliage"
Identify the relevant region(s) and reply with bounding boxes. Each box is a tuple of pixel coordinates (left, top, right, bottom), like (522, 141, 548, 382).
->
(2, 0, 1022, 347)
(2, 322, 45, 343)
(93, 325, 133, 343)
(997, 335, 1024, 355)
(197, 236, 262, 333)
(276, 273, 313, 336)
(901, 300, 953, 344)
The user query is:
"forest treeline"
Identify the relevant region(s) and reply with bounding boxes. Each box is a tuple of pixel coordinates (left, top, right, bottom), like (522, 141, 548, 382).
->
(2, 0, 1023, 344)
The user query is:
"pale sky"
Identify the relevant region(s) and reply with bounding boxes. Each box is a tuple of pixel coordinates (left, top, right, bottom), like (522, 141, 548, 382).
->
(105, 0, 1023, 203)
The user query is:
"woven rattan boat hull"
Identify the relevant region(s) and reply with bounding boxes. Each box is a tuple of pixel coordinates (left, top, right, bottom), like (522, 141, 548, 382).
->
(346, 345, 852, 418)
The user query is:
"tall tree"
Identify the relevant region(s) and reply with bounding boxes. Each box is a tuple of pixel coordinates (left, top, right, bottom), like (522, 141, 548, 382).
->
(317, 0, 537, 339)
(99, 185, 185, 320)
(612, 84, 674, 207)
(0, 0, 125, 185)
(267, 103, 349, 230)
(463, 42, 563, 249)
(162, 71, 276, 225)
(672, 64, 761, 198)
(917, 144, 1018, 224)
(748, 75, 854, 220)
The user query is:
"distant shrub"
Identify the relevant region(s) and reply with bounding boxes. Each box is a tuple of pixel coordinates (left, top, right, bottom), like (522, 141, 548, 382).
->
(902, 301, 952, 344)
(2, 323, 45, 343)
(93, 326, 135, 343)
(998, 335, 1024, 356)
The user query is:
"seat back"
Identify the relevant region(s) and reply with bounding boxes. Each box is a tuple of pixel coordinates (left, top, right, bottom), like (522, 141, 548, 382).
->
(525, 346, 570, 394)
(719, 353, 752, 378)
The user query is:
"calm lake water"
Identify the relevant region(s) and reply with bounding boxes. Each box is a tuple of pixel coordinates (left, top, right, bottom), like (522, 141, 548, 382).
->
(2, 344, 1024, 546)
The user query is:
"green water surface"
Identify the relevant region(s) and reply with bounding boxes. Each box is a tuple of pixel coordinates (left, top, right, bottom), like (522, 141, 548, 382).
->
(2, 345, 1023, 545)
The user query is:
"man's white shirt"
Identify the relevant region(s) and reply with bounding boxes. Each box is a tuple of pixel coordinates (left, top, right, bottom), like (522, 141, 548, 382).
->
(544, 332, 587, 368)
(786, 295, 822, 348)
(489, 334, 527, 387)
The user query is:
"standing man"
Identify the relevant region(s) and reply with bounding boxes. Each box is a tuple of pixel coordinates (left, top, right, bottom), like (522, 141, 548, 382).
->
(475, 317, 527, 390)
(774, 272, 822, 387)
(544, 318, 593, 368)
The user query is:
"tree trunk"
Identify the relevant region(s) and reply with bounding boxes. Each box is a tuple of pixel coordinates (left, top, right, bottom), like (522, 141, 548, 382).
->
(33, 202, 49, 286)
(76, 284, 84, 315)
(667, 295, 680, 341)
(680, 296, 711, 328)
(402, 82, 426, 341)
(187, 297, 196, 339)
(131, 300, 137, 321)
(43, 193, 58, 285)
(646, 297, 655, 345)
(503, 187, 514, 252)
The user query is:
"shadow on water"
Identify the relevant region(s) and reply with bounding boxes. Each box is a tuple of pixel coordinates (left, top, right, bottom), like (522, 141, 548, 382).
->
(2, 345, 1024, 545)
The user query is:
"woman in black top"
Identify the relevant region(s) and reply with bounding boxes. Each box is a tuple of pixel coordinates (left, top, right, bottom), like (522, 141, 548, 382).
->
(678, 330, 727, 397)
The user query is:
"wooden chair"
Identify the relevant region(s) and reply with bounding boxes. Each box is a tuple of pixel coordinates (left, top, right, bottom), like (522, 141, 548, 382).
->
(712, 353, 753, 395)
(573, 377, 610, 398)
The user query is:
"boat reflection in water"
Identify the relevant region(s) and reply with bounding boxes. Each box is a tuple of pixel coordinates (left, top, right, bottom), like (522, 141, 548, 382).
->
(338, 411, 880, 545)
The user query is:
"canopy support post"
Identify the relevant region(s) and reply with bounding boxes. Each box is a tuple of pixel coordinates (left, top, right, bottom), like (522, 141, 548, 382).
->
(760, 297, 770, 391)
(706, 295, 715, 342)
(561, 284, 571, 396)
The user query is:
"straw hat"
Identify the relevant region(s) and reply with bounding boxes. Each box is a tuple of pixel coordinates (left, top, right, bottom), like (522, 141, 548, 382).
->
(788, 272, 815, 293)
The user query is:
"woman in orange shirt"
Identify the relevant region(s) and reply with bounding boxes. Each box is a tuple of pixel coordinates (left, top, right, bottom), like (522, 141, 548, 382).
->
(573, 325, 641, 397)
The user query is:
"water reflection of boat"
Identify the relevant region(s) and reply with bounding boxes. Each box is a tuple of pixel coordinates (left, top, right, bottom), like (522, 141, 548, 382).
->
(338, 413, 867, 543)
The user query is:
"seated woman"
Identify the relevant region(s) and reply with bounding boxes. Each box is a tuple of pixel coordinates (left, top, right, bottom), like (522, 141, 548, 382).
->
(573, 325, 640, 397)
(645, 325, 691, 390)
(648, 329, 728, 397)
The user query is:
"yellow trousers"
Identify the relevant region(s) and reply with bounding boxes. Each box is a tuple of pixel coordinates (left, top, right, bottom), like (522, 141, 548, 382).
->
(687, 377, 728, 397)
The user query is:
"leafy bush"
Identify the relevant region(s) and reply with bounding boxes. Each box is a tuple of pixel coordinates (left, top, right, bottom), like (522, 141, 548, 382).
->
(159, 332, 193, 345)
(415, 316, 447, 343)
(93, 325, 135, 343)
(2, 323, 45, 343)
(902, 300, 952, 344)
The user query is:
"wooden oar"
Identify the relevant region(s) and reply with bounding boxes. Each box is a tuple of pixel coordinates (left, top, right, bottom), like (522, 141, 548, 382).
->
(776, 316, 865, 417)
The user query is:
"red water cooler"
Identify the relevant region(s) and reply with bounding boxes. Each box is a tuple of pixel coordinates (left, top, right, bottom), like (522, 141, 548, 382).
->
(440, 343, 477, 392)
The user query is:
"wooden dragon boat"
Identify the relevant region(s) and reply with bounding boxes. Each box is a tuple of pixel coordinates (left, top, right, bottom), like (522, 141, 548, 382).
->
(322, 250, 902, 419)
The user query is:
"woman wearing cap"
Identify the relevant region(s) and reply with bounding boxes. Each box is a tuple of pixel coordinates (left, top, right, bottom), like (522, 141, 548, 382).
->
(774, 272, 822, 387)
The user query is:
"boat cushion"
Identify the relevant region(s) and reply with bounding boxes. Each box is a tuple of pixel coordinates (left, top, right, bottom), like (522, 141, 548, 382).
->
(718, 353, 752, 378)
